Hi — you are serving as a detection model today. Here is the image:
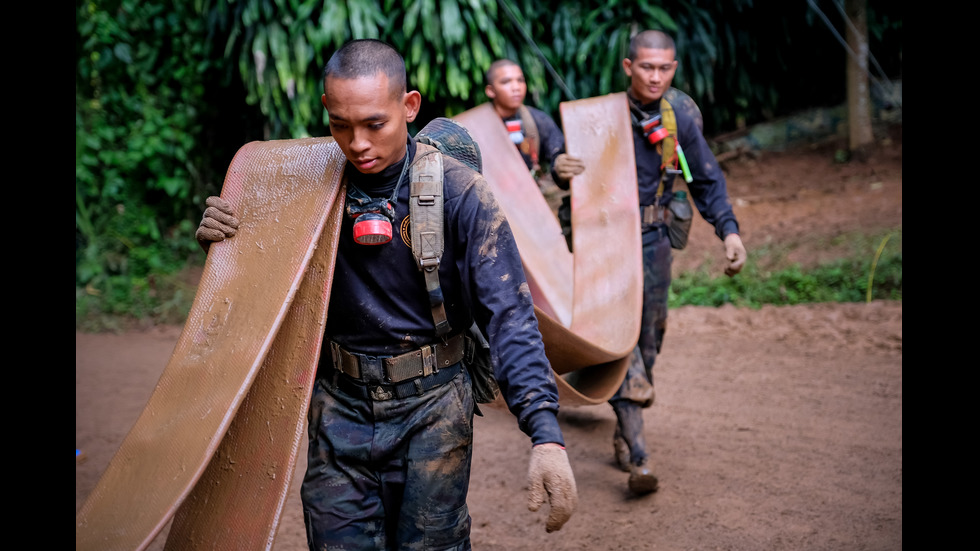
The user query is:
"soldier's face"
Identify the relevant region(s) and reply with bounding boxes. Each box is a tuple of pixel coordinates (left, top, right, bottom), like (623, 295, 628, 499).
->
(321, 73, 420, 174)
(485, 64, 527, 113)
(623, 47, 678, 105)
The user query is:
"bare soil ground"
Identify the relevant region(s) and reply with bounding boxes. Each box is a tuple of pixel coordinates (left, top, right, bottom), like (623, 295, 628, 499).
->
(76, 126, 902, 550)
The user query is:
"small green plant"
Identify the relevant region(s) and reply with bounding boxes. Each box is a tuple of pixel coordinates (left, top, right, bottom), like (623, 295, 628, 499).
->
(76, 264, 202, 332)
(669, 230, 902, 308)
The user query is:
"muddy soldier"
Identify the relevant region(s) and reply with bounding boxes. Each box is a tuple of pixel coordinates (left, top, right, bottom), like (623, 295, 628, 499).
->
(559, 30, 748, 495)
(483, 59, 584, 249)
(196, 39, 578, 550)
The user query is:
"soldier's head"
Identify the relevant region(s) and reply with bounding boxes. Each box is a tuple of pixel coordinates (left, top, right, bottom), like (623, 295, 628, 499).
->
(321, 39, 421, 174)
(485, 59, 527, 118)
(623, 30, 678, 105)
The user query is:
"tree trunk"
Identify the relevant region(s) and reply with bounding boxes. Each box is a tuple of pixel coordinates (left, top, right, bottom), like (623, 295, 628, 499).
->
(846, 0, 874, 158)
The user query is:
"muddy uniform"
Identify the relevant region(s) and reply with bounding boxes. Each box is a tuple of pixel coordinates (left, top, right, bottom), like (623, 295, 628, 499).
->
(302, 137, 564, 550)
(612, 89, 740, 413)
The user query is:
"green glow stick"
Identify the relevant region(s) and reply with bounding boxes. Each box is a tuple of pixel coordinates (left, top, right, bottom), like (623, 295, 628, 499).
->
(675, 143, 693, 183)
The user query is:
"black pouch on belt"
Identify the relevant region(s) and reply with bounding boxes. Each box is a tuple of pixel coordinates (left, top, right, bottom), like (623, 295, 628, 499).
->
(463, 322, 499, 405)
(666, 190, 694, 250)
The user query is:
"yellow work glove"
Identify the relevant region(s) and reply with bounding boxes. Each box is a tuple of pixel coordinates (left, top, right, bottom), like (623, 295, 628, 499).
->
(553, 154, 585, 183)
(723, 233, 747, 277)
(195, 196, 240, 252)
(527, 443, 578, 533)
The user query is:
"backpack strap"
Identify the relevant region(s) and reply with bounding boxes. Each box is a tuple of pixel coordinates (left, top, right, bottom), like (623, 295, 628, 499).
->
(626, 93, 682, 203)
(656, 96, 679, 200)
(409, 144, 451, 337)
(518, 105, 541, 175)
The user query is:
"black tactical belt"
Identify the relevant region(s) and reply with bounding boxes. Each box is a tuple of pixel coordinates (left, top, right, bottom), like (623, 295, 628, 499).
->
(329, 333, 466, 384)
(334, 362, 463, 402)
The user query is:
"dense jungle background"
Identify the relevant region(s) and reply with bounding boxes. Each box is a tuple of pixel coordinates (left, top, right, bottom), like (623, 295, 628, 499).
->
(75, 0, 902, 327)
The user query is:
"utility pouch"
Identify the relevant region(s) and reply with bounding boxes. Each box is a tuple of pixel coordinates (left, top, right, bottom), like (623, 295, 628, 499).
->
(463, 322, 499, 406)
(666, 190, 694, 250)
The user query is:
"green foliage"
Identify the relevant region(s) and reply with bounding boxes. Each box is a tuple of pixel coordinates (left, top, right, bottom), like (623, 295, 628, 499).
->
(393, 0, 508, 117)
(669, 232, 902, 309)
(199, 0, 902, 138)
(211, 0, 510, 138)
(493, 0, 683, 112)
(75, 0, 903, 327)
(211, 0, 348, 138)
(76, 0, 215, 320)
(209, 0, 910, 137)
(485, 0, 763, 132)
(76, 268, 200, 331)
(491, 0, 902, 135)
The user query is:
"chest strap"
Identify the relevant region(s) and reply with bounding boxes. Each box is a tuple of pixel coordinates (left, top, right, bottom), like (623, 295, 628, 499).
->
(656, 96, 679, 200)
(518, 105, 541, 174)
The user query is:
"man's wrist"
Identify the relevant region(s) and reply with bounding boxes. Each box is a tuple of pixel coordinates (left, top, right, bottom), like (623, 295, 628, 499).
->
(527, 409, 564, 447)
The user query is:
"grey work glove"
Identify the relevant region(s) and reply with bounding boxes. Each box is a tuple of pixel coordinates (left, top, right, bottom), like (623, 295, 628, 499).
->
(723, 233, 747, 277)
(195, 196, 240, 253)
(553, 153, 585, 183)
(527, 443, 578, 533)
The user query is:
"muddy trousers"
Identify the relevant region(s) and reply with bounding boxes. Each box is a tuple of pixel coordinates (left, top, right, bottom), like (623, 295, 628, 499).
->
(609, 227, 672, 464)
(301, 365, 476, 551)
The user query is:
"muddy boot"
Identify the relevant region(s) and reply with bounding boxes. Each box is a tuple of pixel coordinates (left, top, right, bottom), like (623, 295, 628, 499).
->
(628, 458, 659, 495)
(612, 400, 659, 495)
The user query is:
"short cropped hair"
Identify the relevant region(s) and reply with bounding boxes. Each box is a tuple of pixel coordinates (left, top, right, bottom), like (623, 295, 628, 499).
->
(627, 30, 676, 60)
(323, 39, 407, 97)
(485, 59, 520, 86)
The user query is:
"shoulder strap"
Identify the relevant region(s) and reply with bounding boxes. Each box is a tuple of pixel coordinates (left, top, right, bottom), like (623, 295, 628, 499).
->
(659, 97, 678, 169)
(656, 96, 679, 199)
(518, 105, 540, 172)
(409, 144, 450, 337)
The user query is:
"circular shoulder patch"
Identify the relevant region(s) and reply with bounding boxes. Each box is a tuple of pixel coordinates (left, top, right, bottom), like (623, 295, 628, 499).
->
(399, 215, 411, 247)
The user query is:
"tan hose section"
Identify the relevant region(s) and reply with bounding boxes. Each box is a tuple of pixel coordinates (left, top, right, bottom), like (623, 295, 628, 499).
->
(164, 167, 345, 550)
(453, 94, 641, 405)
(75, 138, 346, 551)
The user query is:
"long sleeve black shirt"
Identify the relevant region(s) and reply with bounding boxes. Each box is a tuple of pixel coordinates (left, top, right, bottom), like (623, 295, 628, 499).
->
(323, 136, 564, 445)
(630, 89, 740, 240)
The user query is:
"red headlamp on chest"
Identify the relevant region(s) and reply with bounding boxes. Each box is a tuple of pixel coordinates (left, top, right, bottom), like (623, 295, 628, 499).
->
(639, 114, 669, 144)
(352, 210, 393, 245)
(346, 145, 408, 246)
(506, 119, 524, 144)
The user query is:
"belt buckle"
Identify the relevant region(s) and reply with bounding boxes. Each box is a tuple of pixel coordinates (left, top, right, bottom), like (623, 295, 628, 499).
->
(370, 385, 394, 401)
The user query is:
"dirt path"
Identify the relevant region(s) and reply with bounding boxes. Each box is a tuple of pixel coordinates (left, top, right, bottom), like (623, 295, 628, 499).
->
(76, 129, 902, 550)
